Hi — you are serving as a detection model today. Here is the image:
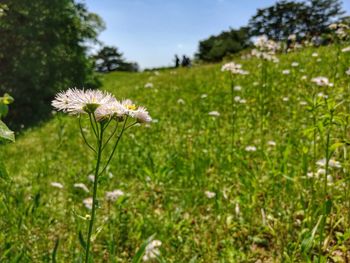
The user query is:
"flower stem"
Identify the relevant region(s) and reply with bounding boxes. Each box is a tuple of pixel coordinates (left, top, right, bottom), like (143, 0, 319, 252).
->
(85, 123, 104, 263)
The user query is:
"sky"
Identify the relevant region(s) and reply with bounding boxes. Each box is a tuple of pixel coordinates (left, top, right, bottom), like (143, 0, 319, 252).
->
(84, 0, 350, 69)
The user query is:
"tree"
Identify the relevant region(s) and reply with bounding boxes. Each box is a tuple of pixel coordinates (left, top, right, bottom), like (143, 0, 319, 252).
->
(248, 0, 345, 40)
(196, 27, 251, 62)
(0, 0, 104, 128)
(306, 0, 345, 36)
(249, 1, 308, 40)
(94, 46, 139, 72)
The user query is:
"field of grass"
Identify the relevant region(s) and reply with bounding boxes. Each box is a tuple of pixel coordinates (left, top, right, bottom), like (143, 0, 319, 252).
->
(1, 44, 350, 262)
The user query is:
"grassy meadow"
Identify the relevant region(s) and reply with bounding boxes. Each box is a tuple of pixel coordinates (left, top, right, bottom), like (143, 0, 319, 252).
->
(2, 44, 350, 262)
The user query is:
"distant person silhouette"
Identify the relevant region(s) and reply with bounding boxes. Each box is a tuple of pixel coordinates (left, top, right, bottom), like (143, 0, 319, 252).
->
(181, 55, 191, 67)
(174, 54, 180, 68)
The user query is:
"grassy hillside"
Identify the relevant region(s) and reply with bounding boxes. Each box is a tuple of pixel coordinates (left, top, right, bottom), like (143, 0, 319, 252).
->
(1, 44, 350, 262)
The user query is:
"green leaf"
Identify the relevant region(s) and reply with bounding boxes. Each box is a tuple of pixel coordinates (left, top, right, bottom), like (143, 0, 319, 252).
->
(78, 230, 86, 251)
(0, 103, 8, 118)
(0, 159, 9, 180)
(52, 238, 59, 263)
(0, 119, 14, 142)
(132, 233, 156, 263)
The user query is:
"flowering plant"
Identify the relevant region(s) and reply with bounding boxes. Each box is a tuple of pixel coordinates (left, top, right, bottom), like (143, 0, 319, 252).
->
(52, 88, 151, 262)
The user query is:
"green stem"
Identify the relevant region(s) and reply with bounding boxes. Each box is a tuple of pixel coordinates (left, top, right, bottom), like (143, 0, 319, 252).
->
(85, 123, 104, 263)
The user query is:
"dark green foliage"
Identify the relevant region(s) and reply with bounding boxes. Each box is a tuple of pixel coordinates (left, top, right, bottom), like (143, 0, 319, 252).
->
(0, 0, 104, 128)
(196, 27, 251, 62)
(94, 46, 139, 72)
(248, 0, 345, 40)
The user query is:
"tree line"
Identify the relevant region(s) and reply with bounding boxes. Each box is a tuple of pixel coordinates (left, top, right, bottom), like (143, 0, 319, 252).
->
(196, 0, 348, 62)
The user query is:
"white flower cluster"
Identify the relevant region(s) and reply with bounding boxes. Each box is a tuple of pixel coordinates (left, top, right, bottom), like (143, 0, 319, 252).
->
(52, 88, 151, 123)
(251, 35, 280, 63)
(329, 23, 349, 39)
(105, 189, 124, 202)
(311, 77, 333, 87)
(143, 240, 162, 261)
(221, 62, 249, 75)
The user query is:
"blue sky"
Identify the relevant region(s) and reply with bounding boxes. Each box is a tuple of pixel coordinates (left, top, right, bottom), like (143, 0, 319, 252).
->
(84, 0, 350, 69)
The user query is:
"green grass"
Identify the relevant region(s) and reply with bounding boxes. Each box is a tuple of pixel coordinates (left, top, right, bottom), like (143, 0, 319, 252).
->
(1, 44, 350, 262)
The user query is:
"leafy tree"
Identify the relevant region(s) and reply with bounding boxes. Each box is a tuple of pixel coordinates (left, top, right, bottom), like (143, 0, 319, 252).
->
(248, 0, 345, 40)
(196, 27, 251, 62)
(0, 0, 104, 128)
(94, 46, 139, 72)
(248, 1, 308, 40)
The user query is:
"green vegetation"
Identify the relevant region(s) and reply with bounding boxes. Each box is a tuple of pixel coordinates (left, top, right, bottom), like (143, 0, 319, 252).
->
(1, 43, 350, 262)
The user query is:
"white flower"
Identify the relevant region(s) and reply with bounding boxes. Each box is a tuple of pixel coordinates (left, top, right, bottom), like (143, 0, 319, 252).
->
(329, 23, 338, 30)
(105, 189, 124, 202)
(282, 70, 290, 75)
(74, 183, 90, 193)
(316, 158, 342, 169)
(51, 182, 64, 189)
(201, 94, 208, 99)
(342, 46, 350, 53)
(239, 99, 247, 104)
(52, 88, 115, 115)
(311, 77, 332, 87)
(288, 34, 296, 41)
(267, 141, 276, 146)
(205, 191, 216, 199)
(121, 100, 152, 123)
(282, 97, 289, 102)
(88, 174, 95, 182)
(346, 68, 350, 76)
(83, 197, 93, 210)
(312, 52, 318, 57)
(208, 111, 220, 117)
(300, 101, 307, 106)
(301, 75, 308, 80)
(94, 101, 126, 121)
(177, 98, 185, 104)
(221, 62, 249, 75)
(234, 86, 242, 91)
(291, 62, 299, 67)
(245, 146, 257, 152)
(144, 83, 154, 88)
(143, 240, 162, 262)
(234, 96, 241, 102)
(317, 92, 328, 99)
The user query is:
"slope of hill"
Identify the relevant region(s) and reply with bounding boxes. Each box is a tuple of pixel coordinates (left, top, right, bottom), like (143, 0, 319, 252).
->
(1, 44, 350, 262)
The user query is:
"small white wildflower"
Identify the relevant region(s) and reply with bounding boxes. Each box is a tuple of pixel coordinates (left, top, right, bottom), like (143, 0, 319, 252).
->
(301, 75, 308, 80)
(177, 98, 185, 104)
(346, 68, 350, 76)
(312, 52, 318, 57)
(105, 189, 124, 202)
(51, 182, 64, 189)
(239, 99, 247, 104)
(342, 46, 350, 53)
(52, 88, 115, 115)
(208, 111, 220, 117)
(291, 62, 299, 67)
(288, 34, 296, 41)
(201, 94, 208, 99)
(234, 86, 242, 91)
(300, 101, 307, 106)
(235, 203, 240, 215)
(83, 197, 93, 210)
(316, 158, 341, 169)
(311, 77, 332, 87)
(74, 183, 90, 193)
(143, 240, 162, 262)
(144, 83, 154, 88)
(221, 62, 249, 75)
(234, 96, 241, 102)
(245, 146, 257, 152)
(88, 174, 95, 182)
(283, 97, 289, 102)
(282, 70, 290, 75)
(317, 92, 328, 99)
(267, 141, 276, 146)
(205, 191, 216, 199)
